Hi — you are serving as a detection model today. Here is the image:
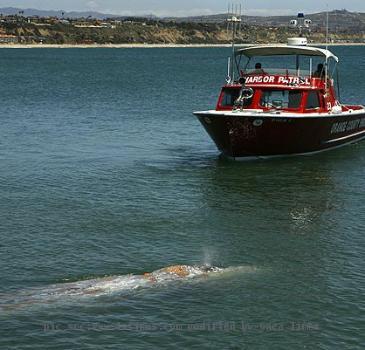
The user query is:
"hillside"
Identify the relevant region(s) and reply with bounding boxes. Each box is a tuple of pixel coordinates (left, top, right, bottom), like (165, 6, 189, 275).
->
(0, 9, 364, 45)
(1, 7, 365, 30)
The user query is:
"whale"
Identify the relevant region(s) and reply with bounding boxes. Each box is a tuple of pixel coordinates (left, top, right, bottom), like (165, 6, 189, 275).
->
(0, 264, 252, 311)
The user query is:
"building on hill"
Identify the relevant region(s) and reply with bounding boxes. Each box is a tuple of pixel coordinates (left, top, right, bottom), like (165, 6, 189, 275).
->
(0, 34, 18, 43)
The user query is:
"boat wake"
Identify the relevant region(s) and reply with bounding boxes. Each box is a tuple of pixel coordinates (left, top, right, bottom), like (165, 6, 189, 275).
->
(0, 264, 252, 311)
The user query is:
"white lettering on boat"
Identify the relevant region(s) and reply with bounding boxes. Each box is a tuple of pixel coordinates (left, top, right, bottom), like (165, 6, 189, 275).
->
(245, 76, 275, 84)
(245, 75, 310, 86)
(331, 118, 364, 134)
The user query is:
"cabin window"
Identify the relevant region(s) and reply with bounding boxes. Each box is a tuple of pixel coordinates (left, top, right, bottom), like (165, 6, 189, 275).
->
(260, 90, 302, 109)
(220, 88, 253, 107)
(306, 91, 321, 110)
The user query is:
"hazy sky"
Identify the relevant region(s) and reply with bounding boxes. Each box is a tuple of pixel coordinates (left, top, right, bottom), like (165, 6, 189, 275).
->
(0, 0, 364, 17)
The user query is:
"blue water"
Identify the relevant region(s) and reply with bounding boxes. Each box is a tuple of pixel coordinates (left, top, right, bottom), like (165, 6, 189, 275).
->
(0, 47, 364, 349)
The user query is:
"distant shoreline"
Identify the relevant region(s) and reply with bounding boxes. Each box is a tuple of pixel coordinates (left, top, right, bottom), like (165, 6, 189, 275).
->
(0, 43, 364, 49)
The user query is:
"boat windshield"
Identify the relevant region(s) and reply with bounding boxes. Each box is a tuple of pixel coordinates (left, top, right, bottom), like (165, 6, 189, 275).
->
(236, 54, 336, 79)
(260, 89, 302, 109)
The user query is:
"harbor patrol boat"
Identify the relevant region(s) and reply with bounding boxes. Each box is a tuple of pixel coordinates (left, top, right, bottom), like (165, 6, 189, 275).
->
(194, 18, 365, 159)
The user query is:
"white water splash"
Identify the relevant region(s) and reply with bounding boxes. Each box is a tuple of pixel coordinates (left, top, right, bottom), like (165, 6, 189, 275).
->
(202, 247, 217, 267)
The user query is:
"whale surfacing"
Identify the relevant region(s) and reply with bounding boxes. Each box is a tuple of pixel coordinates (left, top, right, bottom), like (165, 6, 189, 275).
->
(143, 264, 222, 282)
(1, 264, 247, 311)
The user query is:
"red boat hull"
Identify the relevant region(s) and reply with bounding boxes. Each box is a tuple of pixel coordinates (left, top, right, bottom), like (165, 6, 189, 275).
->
(194, 112, 365, 159)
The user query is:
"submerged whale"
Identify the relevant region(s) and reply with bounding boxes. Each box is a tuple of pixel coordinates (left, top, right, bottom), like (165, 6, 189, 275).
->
(1, 264, 247, 311)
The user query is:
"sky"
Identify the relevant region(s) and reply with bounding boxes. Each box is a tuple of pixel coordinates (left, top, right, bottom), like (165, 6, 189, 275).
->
(0, 0, 364, 17)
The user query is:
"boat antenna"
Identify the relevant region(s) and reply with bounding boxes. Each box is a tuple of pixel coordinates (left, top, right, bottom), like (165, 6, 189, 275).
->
(325, 5, 329, 52)
(226, 3, 230, 35)
(239, 3, 243, 33)
(325, 5, 329, 93)
(226, 2, 242, 84)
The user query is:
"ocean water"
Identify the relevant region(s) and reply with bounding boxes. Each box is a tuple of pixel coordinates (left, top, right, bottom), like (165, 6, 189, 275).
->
(0, 46, 364, 349)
